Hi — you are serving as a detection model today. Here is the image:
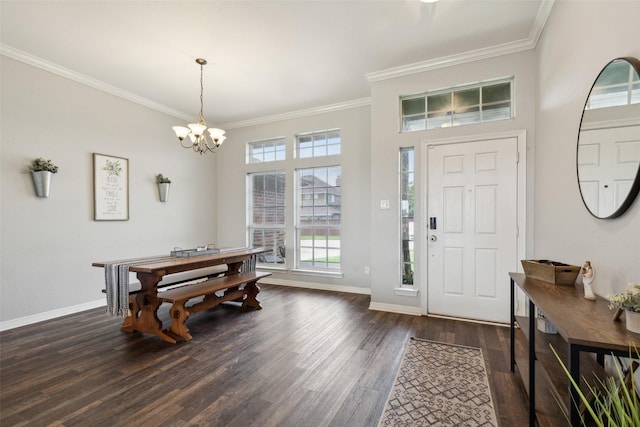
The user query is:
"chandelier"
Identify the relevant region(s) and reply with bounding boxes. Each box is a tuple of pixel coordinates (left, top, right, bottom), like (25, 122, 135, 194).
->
(172, 58, 226, 155)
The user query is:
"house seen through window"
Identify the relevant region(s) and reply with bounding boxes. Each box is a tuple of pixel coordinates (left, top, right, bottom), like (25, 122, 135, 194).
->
(296, 166, 341, 270)
(247, 129, 342, 273)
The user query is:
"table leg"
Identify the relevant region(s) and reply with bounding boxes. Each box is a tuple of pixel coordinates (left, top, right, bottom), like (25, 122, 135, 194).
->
(510, 278, 515, 372)
(128, 293, 177, 343)
(129, 272, 178, 344)
(227, 261, 243, 275)
(120, 294, 140, 333)
(529, 299, 536, 427)
(569, 344, 581, 426)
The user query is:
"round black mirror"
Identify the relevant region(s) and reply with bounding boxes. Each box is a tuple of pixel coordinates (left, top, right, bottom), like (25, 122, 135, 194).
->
(577, 57, 640, 219)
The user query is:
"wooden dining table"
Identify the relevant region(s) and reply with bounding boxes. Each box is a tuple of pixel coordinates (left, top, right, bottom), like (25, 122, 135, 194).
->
(93, 247, 270, 343)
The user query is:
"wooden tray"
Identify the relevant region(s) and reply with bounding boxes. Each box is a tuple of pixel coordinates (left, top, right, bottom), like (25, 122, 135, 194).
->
(521, 260, 580, 285)
(171, 247, 220, 258)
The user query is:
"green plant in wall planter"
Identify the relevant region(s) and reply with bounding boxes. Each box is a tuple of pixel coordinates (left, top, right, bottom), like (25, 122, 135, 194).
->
(29, 158, 59, 198)
(156, 174, 171, 202)
(551, 345, 639, 426)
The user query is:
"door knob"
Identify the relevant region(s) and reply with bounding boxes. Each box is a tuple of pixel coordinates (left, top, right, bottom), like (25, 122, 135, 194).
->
(430, 235, 437, 242)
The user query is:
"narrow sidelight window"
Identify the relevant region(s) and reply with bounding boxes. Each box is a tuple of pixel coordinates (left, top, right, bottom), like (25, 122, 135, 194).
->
(400, 148, 414, 285)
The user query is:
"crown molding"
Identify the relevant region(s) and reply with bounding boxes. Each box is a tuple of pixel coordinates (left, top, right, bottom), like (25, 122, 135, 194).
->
(1, 43, 195, 122)
(366, 0, 555, 83)
(531, 0, 555, 45)
(2, 42, 369, 129)
(221, 97, 372, 129)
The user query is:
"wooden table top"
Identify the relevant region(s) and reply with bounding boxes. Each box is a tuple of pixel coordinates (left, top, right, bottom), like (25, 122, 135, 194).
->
(510, 272, 640, 352)
(93, 247, 270, 275)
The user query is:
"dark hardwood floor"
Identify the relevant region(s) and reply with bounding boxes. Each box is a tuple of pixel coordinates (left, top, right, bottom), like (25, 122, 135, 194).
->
(0, 284, 529, 426)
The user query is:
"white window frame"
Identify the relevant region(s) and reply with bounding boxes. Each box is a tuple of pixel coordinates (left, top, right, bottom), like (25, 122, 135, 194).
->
(400, 78, 514, 132)
(586, 59, 640, 110)
(399, 147, 414, 287)
(247, 170, 286, 267)
(295, 165, 342, 272)
(295, 129, 341, 159)
(246, 137, 286, 164)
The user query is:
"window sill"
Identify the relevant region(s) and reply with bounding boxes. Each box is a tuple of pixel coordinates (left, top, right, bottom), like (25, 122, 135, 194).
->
(256, 265, 288, 273)
(394, 287, 419, 297)
(290, 269, 344, 279)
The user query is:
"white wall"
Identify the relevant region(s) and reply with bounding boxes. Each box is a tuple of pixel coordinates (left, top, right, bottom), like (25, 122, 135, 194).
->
(3, 1, 640, 327)
(218, 105, 372, 293)
(534, 0, 640, 297)
(0, 57, 218, 324)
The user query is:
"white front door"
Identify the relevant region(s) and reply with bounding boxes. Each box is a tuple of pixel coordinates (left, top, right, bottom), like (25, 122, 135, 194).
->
(427, 137, 518, 323)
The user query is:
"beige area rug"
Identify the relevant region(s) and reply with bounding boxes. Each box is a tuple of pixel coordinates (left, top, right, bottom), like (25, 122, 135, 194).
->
(378, 338, 498, 427)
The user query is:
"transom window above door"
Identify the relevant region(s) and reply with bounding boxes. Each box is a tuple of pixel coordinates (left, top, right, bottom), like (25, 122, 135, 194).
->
(586, 59, 640, 109)
(401, 78, 513, 132)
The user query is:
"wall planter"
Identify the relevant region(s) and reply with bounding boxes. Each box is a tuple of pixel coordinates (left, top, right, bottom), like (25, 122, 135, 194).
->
(28, 158, 58, 198)
(156, 174, 171, 202)
(158, 183, 170, 202)
(31, 171, 53, 197)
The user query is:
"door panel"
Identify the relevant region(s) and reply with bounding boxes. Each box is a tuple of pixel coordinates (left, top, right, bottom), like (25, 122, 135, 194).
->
(427, 138, 517, 323)
(578, 126, 640, 217)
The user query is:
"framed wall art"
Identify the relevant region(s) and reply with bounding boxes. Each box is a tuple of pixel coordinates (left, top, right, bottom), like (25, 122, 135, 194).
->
(93, 153, 129, 221)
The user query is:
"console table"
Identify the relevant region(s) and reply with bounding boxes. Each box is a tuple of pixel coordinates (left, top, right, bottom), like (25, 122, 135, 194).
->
(509, 272, 640, 426)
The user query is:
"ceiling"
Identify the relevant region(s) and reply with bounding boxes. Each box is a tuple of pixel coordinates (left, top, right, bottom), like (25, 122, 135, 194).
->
(0, 0, 551, 127)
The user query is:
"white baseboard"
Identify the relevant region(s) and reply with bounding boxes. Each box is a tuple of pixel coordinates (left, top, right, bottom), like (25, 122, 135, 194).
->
(0, 299, 106, 332)
(368, 302, 422, 316)
(261, 277, 371, 295)
(427, 313, 509, 327)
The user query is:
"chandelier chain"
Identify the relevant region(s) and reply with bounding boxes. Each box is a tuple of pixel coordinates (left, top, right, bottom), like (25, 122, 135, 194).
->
(199, 62, 205, 123)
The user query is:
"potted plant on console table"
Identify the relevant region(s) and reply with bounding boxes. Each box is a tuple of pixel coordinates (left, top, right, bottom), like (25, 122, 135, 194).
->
(29, 158, 59, 198)
(156, 173, 171, 202)
(608, 283, 640, 334)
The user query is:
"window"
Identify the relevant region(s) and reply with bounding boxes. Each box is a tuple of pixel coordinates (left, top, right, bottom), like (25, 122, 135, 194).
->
(247, 137, 286, 164)
(400, 148, 414, 285)
(401, 79, 513, 132)
(296, 166, 341, 270)
(248, 171, 286, 265)
(296, 129, 341, 158)
(586, 59, 640, 109)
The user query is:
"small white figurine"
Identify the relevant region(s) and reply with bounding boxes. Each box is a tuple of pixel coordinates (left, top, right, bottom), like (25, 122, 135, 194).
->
(581, 260, 596, 300)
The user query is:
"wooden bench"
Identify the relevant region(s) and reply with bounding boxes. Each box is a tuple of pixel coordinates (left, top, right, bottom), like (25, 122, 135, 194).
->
(101, 272, 224, 295)
(101, 272, 226, 323)
(158, 271, 271, 342)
